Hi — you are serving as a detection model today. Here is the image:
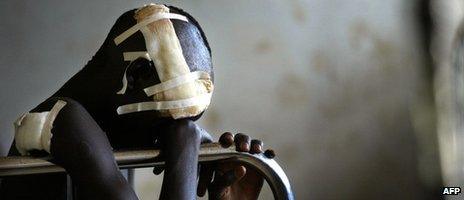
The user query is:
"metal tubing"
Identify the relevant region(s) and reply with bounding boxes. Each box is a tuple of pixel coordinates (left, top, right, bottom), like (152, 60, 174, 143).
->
(0, 143, 294, 200)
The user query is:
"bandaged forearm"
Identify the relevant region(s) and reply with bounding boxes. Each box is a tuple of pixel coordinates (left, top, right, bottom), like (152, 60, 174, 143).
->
(136, 5, 210, 118)
(14, 100, 67, 155)
(115, 4, 213, 119)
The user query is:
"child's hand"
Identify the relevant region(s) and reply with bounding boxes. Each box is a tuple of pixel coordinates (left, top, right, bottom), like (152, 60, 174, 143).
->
(197, 132, 267, 200)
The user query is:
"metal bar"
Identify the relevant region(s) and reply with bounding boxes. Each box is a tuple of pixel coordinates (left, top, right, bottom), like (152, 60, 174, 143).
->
(127, 168, 135, 189)
(0, 143, 294, 200)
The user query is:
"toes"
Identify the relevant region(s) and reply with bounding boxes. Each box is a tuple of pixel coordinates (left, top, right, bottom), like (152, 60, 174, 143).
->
(219, 132, 234, 148)
(234, 133, 250, 152)
(264, 149, 276, 158)
(250, 139, 263, 154)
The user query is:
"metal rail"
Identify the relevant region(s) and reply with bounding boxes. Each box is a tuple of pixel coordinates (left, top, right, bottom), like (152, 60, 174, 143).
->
(0, 143, 294, 200)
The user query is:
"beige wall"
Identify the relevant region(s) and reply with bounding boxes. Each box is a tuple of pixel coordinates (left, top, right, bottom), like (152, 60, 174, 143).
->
(0, 0, 444, 199)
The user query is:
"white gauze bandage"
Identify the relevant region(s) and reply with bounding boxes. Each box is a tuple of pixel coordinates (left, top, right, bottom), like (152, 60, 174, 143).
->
(14, 100, 67, 155)
(114, 4, 213, 119)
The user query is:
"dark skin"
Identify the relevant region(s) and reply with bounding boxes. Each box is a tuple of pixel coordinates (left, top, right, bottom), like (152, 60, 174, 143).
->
(2, 113, 266, 200)
(152, 126, 266, 200)
(157, 124, 266, 200)
(1, 5, 267, 200)
(201, 132, 265, 200)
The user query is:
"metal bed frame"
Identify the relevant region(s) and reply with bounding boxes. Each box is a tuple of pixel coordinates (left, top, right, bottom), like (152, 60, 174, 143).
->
(0, 143, 294, 200)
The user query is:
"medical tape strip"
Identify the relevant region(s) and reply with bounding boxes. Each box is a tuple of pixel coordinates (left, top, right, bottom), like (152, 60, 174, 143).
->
(14, 100, 67, 154)
(114, 12, 188, 45)
(117, 59, 137, 95)
(137, 8, 206, 119)
(116, 92, 212, 115)
(41, 100, 67, 153)
(143, 71, 210, 96)
(14, 112, 48, 155)
(115, 12, 188, 95)
(123, 51, 151, 61)
(116, 6, 212, 118)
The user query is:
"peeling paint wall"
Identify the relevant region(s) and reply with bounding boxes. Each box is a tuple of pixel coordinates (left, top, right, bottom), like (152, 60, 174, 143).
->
(0, 0, 444, 199)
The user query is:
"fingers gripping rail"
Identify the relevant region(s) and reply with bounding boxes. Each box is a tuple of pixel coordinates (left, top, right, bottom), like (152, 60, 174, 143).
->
(0, 143, 295, 200)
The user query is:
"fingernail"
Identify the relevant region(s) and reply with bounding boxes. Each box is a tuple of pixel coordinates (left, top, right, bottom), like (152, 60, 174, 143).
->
(264, 149, 275, 158)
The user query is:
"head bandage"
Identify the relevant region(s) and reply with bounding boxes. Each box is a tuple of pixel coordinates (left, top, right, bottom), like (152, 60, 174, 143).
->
(14, 100, 67, 155)
(114, 4, 213, 119)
